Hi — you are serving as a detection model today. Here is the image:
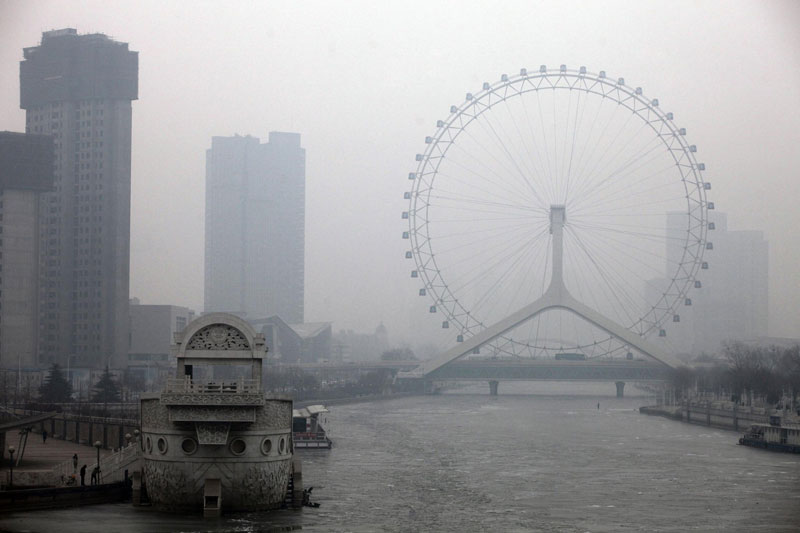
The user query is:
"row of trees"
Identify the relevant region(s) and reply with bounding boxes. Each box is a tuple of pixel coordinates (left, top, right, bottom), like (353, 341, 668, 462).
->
(38, 364, 122, 404)
(671, 342, 800, 407)
(264, 366, 394, 401)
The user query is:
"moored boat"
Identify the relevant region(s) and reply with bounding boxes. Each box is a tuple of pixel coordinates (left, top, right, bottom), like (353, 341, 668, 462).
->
(738, 415, 800, 454)
(293, 405, 332, 449)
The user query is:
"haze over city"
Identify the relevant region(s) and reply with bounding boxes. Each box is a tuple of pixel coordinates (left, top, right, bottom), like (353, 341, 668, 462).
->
(1, 0, 798, 349)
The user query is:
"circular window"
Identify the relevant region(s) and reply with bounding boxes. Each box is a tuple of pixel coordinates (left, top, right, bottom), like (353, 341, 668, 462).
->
(145, 436, 152, 454)
(229, 438, 247, 455)
(261, 438, 272, 456)
(181, 438, 198, 455)
(279, 437, 286, 455)
(157, 437, 168, 455)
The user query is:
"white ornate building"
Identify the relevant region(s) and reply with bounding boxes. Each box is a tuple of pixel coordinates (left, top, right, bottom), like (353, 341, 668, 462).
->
(139, 313, 293, 513)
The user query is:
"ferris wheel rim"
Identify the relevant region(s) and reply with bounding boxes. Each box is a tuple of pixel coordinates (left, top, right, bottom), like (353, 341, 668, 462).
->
(406, 66, 710, 352)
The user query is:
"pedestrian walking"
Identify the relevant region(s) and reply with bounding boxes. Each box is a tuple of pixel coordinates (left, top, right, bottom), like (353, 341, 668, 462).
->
(91, 466, 100, 485)
(80, 464, 87, 486)
(42, 429, 48, 443)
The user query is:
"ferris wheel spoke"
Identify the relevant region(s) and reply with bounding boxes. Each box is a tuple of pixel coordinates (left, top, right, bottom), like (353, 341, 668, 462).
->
(447, 225, 551, 289)
(567, 106, 638, 203)
(567, 227, 641, 327)
(519, 95, 559, 202)
(433, 161, 536, 205)
(563, 89, 609, 199)
(570, 225, 685, 301)
(427, 191, 544, 216)
(434, 228, 548, 292)
(570, 233, 641, 328)
(471, 238, 541, 320)
(570, 223, 666, 300)
(473, 107, 551, 207)
(562, 86, 588, 204)
(568, 115, 650, 205)
(575, 234, 656, 312)
(570, 136, 668, 208)
(428, 215, 542, 243)
(502, 98, 553, 201)
(569, 162, 678, 217)
(447, 231, 544, 313)
(447, 136, 538, 202)
(534, 94, 558, 196)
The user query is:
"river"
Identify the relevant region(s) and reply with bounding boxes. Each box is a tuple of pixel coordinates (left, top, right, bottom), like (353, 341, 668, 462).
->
(1, 383, 798, 532)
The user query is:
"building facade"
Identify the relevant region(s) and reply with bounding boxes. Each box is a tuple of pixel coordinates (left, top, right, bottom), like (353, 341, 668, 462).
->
(128, 299, 196, 389)
(20, 28, 138, 369)
(0, 132, 54, 370)
(204, 133, 305, 323)
(649, 211, 769, 356)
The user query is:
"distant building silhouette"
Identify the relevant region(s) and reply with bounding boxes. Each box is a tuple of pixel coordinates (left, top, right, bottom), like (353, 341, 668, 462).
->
(0, 132, 54, 370)
(251, 316, 330, 363)
(204, 133, 305, 323)
(128, 298, 195, 389)
(20, 28, 138, 370)
(649, 211, 768, 355)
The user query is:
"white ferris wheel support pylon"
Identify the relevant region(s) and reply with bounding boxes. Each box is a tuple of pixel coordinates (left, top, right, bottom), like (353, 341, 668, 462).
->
(406, 204, 682, 379)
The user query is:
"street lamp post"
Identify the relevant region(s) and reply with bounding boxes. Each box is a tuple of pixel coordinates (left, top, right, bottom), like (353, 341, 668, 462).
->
(94, 441, 101, 485)
(7, 446, 15, 489)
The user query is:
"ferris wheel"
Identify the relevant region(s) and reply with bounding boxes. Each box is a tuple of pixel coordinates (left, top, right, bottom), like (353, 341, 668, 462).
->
(403, 65, 712, 360)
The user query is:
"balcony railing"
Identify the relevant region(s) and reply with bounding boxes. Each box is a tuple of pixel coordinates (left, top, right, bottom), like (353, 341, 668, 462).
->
(164, 377, 260, 395)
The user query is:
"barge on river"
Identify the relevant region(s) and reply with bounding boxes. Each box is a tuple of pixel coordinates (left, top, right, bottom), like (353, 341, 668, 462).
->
(139, 313, 297, 515)
(738, 415, 800, 454)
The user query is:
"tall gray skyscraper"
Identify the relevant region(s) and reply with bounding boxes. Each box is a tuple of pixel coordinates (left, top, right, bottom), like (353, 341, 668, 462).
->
(204, 133, 305, 323)
(0, 132, 54, 370)
(20, 29, 138, 369)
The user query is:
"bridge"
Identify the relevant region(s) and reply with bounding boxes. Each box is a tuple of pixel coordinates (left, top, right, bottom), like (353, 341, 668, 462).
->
(425, 358, 671, 396)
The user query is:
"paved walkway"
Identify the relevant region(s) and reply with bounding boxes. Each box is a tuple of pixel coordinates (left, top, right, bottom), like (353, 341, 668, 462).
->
(1, 434, 114, 472)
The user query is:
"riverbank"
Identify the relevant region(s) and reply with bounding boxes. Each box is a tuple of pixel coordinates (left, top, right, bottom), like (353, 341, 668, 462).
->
(294, 391, 419, 409)
(639, 400, 775, 432)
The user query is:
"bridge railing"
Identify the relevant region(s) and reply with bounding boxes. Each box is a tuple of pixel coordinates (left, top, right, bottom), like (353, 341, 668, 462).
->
(52, 441, 140, 486)
(164, 377, 260, 394)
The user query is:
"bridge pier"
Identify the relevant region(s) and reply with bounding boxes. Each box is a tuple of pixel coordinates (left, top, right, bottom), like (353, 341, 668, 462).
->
(615, 381, 625, 398)
(488, 380, 499, 396)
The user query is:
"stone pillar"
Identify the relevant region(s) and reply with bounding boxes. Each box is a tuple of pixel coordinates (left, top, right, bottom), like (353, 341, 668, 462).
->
(489, 380, 499, 396)
(74, 421, 80, 443)
(615, 381, 625, 398)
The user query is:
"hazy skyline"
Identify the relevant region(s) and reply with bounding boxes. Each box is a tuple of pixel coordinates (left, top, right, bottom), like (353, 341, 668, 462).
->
(1, 0, 798, 348)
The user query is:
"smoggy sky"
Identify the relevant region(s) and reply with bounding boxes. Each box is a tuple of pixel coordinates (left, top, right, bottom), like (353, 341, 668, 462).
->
(1, 0, 798, 347)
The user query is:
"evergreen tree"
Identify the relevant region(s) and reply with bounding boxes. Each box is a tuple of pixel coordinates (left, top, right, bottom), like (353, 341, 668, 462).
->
(91, 366, 121, 404)
(39, 363, 72, 403)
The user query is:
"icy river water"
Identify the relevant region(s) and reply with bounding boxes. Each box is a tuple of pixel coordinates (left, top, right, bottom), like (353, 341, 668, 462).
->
(2, 383, 799, 532)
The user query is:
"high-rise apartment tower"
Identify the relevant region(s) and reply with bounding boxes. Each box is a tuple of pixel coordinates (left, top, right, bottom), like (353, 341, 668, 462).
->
(20, 28, 138, 369)
(204, 133, 305, 323)
(0, 132, 54, 370)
